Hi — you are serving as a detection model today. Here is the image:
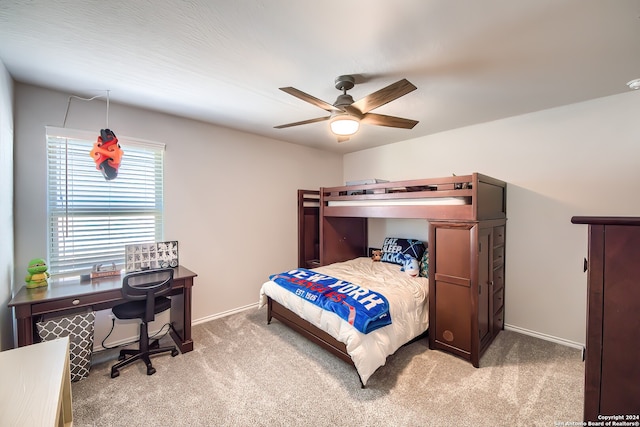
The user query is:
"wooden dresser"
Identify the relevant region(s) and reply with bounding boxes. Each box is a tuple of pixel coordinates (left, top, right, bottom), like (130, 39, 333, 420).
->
(428, 219, 506, 367)
(571, 216, 640, 421)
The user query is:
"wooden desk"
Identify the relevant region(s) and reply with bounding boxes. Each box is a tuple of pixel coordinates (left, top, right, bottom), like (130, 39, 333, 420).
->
(0, 337, 73, 426)
(8, 266, 197, 353)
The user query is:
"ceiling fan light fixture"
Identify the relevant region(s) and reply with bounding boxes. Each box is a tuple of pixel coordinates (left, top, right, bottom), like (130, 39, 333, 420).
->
(330, 114, 360, 136)
(627, 78, 640, 90)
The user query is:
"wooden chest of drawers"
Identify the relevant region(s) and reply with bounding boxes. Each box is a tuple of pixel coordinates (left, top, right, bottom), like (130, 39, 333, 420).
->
(429, 219, 506, 366)
(572, 216, 640, 421)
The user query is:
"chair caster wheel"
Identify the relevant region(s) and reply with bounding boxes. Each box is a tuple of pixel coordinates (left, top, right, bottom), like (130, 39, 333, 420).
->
(111, 369, 119, 378)
(147, 367, 156, 376)
(171, 349, 179, 357)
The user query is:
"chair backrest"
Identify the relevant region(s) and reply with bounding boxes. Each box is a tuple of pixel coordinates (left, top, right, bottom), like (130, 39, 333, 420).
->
(121, 268, 174, 323)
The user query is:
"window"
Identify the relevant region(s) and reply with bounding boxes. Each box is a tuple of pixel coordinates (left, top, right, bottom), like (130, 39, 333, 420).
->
(46, 127, 164, 277)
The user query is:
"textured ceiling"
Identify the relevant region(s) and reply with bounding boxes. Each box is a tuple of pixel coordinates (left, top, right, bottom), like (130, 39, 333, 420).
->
(1, 0, 639, 154)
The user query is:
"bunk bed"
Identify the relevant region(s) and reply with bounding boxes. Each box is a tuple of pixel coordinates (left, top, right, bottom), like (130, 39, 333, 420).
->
(297, 189, 320, 269)
(260, 173, 507, 386)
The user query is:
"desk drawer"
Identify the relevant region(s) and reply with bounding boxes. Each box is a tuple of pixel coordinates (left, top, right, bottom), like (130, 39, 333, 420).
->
(32, 290, 122, 316)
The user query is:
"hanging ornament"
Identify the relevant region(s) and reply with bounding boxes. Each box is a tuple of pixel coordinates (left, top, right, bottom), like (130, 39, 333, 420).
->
(90, 128, 123, 180)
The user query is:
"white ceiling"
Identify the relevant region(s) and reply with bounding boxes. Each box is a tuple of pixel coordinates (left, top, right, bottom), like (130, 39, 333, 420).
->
(1, 0, 639, 154)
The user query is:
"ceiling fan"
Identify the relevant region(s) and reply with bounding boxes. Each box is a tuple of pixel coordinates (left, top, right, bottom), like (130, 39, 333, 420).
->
(275, 75, 419, 142)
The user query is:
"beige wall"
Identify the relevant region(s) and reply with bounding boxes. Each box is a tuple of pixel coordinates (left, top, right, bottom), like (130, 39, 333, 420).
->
(345, 91, 640, 347)
(13, 83, 343, 348)
(10, 79, 640, 350)
(0, 61, 14, 351)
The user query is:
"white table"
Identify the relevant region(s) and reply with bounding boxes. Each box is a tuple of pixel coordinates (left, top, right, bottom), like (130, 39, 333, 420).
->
(0, 337, 73, 426)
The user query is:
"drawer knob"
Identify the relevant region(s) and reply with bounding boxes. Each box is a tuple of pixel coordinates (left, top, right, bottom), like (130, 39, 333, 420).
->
(72, 299, 80, 305)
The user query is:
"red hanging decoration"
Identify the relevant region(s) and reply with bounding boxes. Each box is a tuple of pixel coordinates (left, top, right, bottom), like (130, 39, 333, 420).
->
(90, 129, 123, 180)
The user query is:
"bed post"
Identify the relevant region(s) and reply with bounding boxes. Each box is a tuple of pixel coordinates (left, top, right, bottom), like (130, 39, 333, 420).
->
(267, 297, 273, 324)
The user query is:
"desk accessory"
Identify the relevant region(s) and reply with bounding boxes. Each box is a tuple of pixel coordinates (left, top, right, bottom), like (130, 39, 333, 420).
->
(25, 258, 50, 288)
(90, 262, 120, 279)
(125, 241, 179, 272)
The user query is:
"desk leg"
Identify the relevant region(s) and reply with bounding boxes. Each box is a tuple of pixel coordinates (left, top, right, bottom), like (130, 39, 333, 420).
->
(170, 279, 193, 353)
(15, 315, 35, 347)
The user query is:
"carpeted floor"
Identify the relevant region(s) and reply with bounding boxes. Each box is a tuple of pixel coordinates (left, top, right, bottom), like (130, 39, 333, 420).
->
(72, 307, 584, 426)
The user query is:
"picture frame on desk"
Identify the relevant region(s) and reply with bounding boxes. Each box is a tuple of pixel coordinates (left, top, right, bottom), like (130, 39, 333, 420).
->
(125, 241, 179, 272)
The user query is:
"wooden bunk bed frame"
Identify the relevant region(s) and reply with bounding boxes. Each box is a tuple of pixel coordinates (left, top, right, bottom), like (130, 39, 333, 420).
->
(297, 189, 320, 269)
(267, 173, 507, 381)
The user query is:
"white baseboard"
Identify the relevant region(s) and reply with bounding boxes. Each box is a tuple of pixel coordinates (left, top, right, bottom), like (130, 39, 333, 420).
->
(97, 310, 585, 355)
(197, 309, 587, 351)
(196, 309, 587, 352)
(95, 303, 260, 353)
(193, 303, 259, 326)
(504, 323, 584, 350)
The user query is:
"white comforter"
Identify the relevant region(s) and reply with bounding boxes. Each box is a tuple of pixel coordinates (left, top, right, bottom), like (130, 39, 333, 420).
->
(259, 257, 429, 385)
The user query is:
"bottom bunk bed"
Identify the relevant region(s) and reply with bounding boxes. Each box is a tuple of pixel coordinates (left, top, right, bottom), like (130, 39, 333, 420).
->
(259, 256, 429, 387)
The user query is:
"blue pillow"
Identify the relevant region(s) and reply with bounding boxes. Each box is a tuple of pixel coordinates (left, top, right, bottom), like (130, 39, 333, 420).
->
(380, 237, 426, 266)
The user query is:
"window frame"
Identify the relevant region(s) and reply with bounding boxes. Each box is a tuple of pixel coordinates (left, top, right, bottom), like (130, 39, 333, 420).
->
(45, 126, 165, 277)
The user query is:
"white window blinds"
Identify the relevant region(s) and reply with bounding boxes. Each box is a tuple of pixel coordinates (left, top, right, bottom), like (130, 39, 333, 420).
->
(46, 127, 164, 276)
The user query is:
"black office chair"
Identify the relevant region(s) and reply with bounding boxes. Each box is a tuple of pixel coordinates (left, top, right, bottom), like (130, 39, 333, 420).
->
(110, 268, 179, 378)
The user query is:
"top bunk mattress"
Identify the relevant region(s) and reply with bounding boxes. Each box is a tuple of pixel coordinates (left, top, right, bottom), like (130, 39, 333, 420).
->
(328, 197, 467, 207)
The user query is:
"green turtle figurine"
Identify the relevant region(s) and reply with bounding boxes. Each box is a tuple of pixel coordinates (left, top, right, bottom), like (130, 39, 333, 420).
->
(25, 258, 50, 289)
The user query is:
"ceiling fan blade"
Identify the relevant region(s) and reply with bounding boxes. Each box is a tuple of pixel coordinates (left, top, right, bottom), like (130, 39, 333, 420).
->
(279, 87, 339, 112)
(342, 104, 364, 118)
(361, 113, 419, 129)
(351, 79, 417, 114)
(274, 116, 330, 129)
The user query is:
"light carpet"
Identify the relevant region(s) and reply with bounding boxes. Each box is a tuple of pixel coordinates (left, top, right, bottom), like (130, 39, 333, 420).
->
(72, 307, 584, 426)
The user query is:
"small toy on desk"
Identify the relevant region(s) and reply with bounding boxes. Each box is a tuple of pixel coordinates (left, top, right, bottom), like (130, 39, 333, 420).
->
(371, 250, 382, 262)
(90, 262, 120, 279)
(25, 258, 50, 288)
